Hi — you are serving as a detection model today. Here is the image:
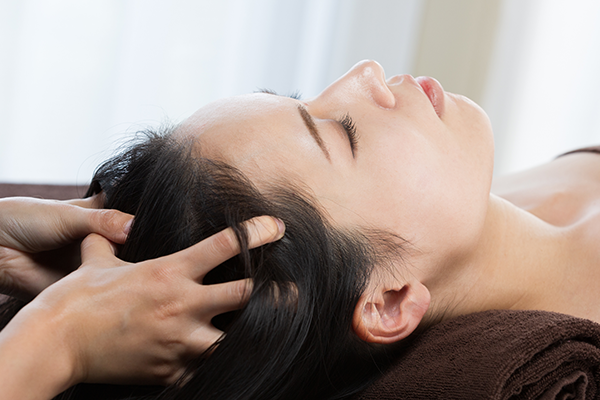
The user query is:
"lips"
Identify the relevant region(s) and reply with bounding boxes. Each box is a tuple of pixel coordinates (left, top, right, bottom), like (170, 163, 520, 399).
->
(415, 76, 445, 118)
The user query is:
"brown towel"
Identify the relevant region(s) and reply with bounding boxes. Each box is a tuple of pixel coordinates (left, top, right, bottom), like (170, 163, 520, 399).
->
(354, 310, 600, 400)
(0, 183, 83, 200)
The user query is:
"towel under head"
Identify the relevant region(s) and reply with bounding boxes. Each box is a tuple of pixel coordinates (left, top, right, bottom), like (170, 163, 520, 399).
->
(354, 309, 600, 400)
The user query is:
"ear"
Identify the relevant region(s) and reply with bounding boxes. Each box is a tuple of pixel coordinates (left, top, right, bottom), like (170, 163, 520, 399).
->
(352, 281, 430, 344)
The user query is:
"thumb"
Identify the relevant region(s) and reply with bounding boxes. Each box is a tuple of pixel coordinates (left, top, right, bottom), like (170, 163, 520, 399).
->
(80, 233, 120, 269)
(78, 208, 134, 244)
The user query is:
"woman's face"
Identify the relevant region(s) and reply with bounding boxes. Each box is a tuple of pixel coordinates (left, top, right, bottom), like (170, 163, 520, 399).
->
(180, 60, 494, 277)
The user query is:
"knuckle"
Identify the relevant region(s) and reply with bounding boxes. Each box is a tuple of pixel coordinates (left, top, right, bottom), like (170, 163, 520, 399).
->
(145, 274, 188, 320)
(228, 280, 249, 304)
(91, 209, 123, 235)
(151, 363, 182, 385)
(147, 264, 178, 286)
(210, 229, 239, 257)
(154, 299, 184, 320)
(0, 246, 11, 267)
(0, 249, 15, 289)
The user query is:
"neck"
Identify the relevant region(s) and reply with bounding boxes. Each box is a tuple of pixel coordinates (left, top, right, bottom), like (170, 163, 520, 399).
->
(423, 194, 571, 323)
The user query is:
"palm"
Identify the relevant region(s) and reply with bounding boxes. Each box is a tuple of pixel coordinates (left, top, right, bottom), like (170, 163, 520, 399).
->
(0, 196, 132, 301)
(0, 243, 79, 300)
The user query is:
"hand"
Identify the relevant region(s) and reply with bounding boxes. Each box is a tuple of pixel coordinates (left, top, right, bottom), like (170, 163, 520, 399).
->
(22, 215, 284, 389)
(0, 196, 133, 300)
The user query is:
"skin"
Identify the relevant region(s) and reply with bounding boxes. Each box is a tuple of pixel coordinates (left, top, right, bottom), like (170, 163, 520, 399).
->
(0, 197, 284, 399)
(3, 59, 600, 398)
(179, 60, 494, 286)
(0, 195, 132, 300)
(177, 59, 600, 337)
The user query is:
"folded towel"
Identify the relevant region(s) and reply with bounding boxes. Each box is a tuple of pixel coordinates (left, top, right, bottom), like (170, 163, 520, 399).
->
(354, 310, 600, 400)
(0, 183, 82, 200)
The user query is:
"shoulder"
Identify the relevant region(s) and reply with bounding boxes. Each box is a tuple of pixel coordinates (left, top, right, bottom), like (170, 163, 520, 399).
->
(492, 151, 600, 226)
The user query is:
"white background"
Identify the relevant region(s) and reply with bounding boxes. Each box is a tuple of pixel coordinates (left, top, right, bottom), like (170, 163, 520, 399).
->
(1, 0, 599, 184)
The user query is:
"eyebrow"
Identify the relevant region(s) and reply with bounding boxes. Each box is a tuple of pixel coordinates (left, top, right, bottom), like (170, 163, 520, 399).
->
(296, 104, 331, 161)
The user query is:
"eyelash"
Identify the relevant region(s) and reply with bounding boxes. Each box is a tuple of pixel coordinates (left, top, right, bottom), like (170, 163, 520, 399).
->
(338, 114, 358, 155)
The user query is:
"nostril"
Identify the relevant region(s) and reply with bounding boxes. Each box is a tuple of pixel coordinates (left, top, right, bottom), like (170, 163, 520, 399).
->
(371, 85, 396, 109)
(354, 61, 396, 109)
(386, 75, 404, 85)
(311, 60, 396, 112)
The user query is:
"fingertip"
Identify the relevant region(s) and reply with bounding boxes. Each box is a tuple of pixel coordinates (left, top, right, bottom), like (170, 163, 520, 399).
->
(248, 216, 285, 247)
(92, 209, 134, 244)
(124, 218, 134, 236)
(112, 211, 134, 242)
(113, 214, 134, 244)
(273, 217, 286, 240)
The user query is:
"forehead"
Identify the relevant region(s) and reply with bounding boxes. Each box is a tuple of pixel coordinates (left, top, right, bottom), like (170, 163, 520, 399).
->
(186, 93, 292, 126)
(175, 93, 326, 185)
(177, 93, 288, 159)
(179, 93, 291, 139)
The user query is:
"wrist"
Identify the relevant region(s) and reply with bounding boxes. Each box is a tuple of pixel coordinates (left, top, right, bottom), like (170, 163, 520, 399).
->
(0, 302, 80, 399)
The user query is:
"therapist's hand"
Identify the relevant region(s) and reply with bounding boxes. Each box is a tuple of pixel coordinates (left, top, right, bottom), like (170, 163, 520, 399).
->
(0, 196, 133, 300)
(24, 216, 284, 389)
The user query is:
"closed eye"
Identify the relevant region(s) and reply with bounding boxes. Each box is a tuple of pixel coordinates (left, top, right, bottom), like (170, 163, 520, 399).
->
(257, 88, 357, 158)
(337, 114, 358, 157)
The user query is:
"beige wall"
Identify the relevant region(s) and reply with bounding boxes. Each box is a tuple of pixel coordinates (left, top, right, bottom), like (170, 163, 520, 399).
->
(413, 0, 502, 105)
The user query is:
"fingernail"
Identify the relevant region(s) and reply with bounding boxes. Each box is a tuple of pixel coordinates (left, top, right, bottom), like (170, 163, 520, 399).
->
(274, 218, 285, 240)
(124, 219, 133, 236)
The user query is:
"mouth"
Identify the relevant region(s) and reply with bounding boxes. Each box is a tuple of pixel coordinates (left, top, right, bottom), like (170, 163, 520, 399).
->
(416, 76, 445, 118)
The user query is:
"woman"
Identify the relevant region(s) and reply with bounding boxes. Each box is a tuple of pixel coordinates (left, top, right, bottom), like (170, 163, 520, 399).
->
(2, 59, 600, 399)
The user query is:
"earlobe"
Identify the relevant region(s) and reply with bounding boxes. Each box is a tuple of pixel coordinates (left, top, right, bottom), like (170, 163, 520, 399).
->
(352, 282, 430, 344)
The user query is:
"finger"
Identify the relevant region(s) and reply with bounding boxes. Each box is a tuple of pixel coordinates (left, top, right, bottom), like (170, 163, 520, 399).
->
(80, 233, 119, 268)
(66, 193, 103, 209)
(172, 216, 284, 278)
(197, 278, 253, 316)
(246, 215, 285, 249)
(81, 208, 134, 244)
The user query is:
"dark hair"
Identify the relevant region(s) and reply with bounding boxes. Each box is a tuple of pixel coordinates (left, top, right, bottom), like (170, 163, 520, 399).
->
(1, 127, 408, 400)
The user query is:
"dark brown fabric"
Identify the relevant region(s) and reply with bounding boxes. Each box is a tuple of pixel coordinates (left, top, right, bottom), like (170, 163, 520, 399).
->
(0, 183, 84, 200)
(354, 310, 600, 400)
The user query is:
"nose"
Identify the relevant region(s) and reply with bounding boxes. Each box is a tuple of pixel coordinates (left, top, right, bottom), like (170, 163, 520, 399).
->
(314, 60, 396, 110)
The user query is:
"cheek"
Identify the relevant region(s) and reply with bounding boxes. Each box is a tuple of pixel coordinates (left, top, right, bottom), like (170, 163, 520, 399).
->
(326, 129, 489, 256)
(444, 94, 494, 165)
(448, 98, 495, 214)
(315, 154, 448, 241)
